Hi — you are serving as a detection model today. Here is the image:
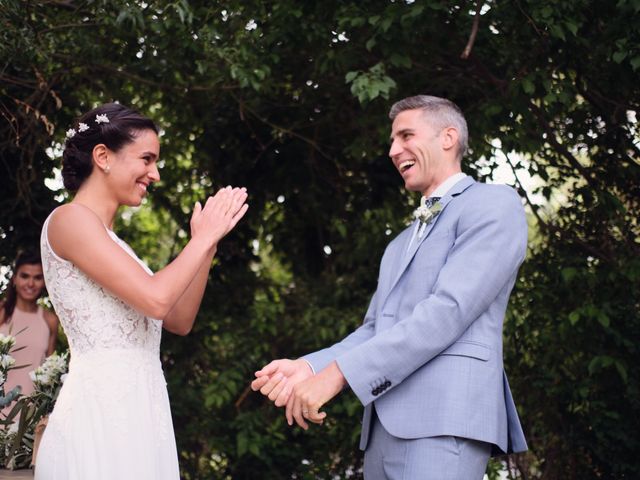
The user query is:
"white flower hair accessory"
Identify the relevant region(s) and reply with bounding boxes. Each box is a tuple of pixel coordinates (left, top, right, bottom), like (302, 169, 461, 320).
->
(66, 128, 77, 139)
(95, 114, 110, 124)
(78, 122, 89, 132)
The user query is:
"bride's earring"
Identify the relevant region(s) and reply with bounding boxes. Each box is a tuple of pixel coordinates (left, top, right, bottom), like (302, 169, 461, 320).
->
(104, 164, 110, 174)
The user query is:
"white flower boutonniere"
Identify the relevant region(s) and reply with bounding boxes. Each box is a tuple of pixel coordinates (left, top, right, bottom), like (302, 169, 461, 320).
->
(413, 197, 443, 239)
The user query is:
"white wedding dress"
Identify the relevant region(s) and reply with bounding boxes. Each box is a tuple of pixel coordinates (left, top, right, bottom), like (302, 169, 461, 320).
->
(35, 212, 180, 480)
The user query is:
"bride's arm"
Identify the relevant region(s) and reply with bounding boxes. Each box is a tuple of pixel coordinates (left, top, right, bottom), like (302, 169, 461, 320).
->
(162, 253, 213, 335)
(47, 188, 247, 325)
(162, 188, 248, 335)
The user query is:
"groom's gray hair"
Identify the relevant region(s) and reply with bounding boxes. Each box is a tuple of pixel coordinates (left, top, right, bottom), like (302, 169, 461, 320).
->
(389, 95, 468, 160)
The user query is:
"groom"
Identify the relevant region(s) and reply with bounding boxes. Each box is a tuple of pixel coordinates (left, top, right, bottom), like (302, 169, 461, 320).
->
(251, 95, 528, 479)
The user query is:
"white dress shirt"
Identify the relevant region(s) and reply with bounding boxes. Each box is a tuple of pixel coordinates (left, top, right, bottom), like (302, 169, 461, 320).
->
(406, 172, 468, 252)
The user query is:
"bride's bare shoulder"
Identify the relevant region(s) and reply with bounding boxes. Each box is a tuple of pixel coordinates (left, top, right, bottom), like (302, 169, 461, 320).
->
(49, 203, 103, 230)
(47, 204, 108, 258)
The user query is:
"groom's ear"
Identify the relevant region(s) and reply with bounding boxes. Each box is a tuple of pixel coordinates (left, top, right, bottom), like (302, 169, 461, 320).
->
(441, 127, 459, 154)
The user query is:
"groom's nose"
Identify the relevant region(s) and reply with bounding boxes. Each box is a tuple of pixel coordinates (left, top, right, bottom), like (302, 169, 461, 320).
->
(389, 138, 403, 159)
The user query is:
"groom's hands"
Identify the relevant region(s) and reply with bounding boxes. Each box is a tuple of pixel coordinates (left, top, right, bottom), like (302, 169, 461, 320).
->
(251, 359, 313, 407)
(252, 359, 347, 430)
(286, 361, 346, 430)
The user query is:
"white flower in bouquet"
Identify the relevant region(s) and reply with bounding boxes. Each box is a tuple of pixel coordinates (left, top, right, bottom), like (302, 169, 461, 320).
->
(0, 352, 69, 469)
(48, 355, 67, 373)
(30, 352, 69, 392)
(31, 369, 52, 387)
(0, 350, 20, 410)
(0, 354, 15, 370)
(24, 351, 70, 427)
(0, 334, 16, 352)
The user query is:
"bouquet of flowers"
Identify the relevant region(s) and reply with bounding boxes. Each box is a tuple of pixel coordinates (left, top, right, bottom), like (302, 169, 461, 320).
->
(0, 333, 24, 468)
(0, 333, 20, 412)
(0, 351, 69, 469)
(29, 352, 69, 415)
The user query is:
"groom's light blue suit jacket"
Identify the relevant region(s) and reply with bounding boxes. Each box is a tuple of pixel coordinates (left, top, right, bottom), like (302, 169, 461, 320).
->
(305, 177, 528, 455)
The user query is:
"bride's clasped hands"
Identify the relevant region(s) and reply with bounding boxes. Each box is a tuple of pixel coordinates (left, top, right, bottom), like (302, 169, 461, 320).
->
(190, 186, 249, 252)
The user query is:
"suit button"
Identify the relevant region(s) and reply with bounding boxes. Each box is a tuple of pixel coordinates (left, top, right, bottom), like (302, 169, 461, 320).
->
(384, 380, 392, 387)
(372, 388, 379, 396)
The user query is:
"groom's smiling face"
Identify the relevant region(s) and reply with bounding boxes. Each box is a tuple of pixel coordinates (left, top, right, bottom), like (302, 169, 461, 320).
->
(389, 108, 458, 197)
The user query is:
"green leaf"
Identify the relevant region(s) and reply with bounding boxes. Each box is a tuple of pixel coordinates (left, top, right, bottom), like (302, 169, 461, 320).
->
(484, 104, 502, 116)
(588, 356, 602, 374)
(366, 37, 376, 51)
(597, 312, 610, 328)
(550, 25, 566, 41)
(568, 311, 580, 325)
(380, 17, 393, 32)
(345, 71, 359, 83)
(561, 267, 577, 283)
(522, 78, 535, 94)
(389, 53, 412, 68)
(564, 20, 579, 36)
(614, 361, 628, 383)
(613, 51, 627, 63)
(237, 432, 248, 457)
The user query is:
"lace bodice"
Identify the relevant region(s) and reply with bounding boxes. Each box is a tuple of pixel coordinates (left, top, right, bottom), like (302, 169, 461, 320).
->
(40, 212, 162, 357)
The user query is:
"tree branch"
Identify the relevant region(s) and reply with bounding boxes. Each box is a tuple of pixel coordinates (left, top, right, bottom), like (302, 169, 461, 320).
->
(38, 22, 98, 35)
(460, 1, 484, 59)
(501, 148, 549, 229)
(234, 385, 252, 411)
(229, 92, 334, 162)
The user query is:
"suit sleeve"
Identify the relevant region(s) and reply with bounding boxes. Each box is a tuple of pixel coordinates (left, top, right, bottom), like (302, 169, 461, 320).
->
(336, 187, 528, 406)
(303, 289, 378, 373)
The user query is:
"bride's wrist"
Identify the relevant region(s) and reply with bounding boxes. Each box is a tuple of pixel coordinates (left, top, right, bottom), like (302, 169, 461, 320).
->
(191, 234, 216, 252)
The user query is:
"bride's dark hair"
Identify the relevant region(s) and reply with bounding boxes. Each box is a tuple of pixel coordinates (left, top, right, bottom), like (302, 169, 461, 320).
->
(61, 103, 158, 192)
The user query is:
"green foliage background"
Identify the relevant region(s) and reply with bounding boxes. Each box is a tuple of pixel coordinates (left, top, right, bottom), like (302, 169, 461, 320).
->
(1, 0, 639, 478)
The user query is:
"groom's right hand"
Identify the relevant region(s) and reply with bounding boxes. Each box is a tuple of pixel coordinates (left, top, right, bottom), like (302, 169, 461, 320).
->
(251, 359, 313, 407)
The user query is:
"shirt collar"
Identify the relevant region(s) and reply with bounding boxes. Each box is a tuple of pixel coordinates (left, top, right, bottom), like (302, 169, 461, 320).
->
(429, 172, 467, 199)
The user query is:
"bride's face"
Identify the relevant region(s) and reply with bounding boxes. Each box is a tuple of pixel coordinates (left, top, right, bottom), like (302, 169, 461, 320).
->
(107, 129, 160, 207)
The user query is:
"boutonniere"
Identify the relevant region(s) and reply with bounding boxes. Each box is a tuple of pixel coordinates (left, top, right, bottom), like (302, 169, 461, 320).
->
(413, 197, 443, 239)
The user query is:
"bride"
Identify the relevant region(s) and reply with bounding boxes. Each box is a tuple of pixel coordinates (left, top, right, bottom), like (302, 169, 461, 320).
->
(35, 103, 248, 479)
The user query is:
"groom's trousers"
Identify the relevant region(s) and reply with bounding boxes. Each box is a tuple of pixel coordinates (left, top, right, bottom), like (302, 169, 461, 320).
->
(363, 410, 491, 480)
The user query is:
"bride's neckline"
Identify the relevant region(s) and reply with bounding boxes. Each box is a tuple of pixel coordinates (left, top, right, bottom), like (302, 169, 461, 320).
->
(66, 202, 116, 234)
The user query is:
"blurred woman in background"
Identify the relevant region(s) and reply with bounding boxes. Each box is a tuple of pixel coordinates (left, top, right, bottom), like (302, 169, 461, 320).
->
(0, 250, 59, 398)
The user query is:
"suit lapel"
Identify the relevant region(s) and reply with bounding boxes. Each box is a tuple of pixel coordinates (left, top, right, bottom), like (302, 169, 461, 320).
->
(382, 177, 476, 306)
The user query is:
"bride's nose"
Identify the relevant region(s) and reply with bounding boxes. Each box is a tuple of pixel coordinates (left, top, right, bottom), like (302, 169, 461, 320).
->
(148, 164, 160, 183)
